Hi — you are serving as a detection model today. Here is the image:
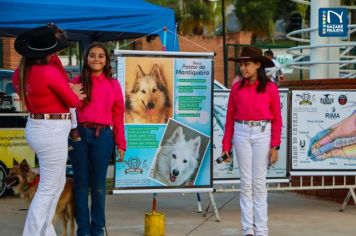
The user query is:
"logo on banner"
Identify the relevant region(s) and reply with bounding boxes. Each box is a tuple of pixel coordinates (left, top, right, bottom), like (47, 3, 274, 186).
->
(320, 94, 334, 104)
(319, 8, 348, 37)
(124, 157, 143, 174)
(338, 95, 347, 105)
(299, 140, 306, 151)
(300, 140, 306, 148)
(296, 93, 314, 106)
(325, 107, 340, 119)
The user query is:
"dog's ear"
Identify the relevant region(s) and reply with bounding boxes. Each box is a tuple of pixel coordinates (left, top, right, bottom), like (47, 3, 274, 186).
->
(150, 64, 167, 87)
(20, 159, 30, 173)
(167, 127, 183, 144)
(150, 64, 162, 80)
(131, 65, 145, 93)
(13, 158, 19, 166)
(136, 65, 145, 79)
(190, 136, 201, 157)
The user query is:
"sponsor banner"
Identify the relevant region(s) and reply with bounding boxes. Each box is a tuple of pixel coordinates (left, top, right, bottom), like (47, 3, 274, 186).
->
(291, 90, 356, 174)
(319, 8, 348, 37)
(213, 89, 289, 182)
(213, 90, 239, 179)
(114, 51, 213, 192)
(0, 128, 35, 168)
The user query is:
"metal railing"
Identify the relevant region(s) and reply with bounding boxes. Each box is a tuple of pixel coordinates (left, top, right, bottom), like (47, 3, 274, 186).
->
(287, 0, 356, 78)
(214, 175, 356, 211)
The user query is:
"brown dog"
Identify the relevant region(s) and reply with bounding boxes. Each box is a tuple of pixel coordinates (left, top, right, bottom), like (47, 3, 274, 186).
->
(125, 64, 171, 124)
(4, 159, 75, 236)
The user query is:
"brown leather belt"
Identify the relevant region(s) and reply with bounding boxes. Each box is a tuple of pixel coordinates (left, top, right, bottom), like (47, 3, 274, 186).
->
(29, 113, 71, 120)
(79, 122, 111, 137)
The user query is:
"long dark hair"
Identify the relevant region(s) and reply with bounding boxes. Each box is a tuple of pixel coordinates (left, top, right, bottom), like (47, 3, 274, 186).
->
(80, 42, 112, 105)
(18, 57, 48, 110)
(239, 60, 270, 93)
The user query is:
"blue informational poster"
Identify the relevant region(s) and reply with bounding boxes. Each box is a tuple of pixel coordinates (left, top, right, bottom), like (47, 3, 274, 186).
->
(114, 51, 214, 193)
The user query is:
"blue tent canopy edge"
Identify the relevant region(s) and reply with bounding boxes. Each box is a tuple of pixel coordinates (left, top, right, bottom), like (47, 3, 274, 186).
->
(0, 0, 179, 51)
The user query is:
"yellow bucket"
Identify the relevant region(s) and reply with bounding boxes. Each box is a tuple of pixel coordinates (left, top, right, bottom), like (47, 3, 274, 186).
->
(144, 211, 165, 236)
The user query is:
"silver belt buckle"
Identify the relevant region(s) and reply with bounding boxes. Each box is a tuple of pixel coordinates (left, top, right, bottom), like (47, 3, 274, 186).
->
(248, 121, 254, 127)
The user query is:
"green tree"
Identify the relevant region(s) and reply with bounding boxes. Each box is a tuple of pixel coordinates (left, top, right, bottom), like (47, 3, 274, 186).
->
(179, 1, 215, 35)
(234, 0, 288, 43)
(147, 0, 234, 36)
(342, 0, 356, 5)
(145, 0, 182, 28)
(146, 0, 177, 7)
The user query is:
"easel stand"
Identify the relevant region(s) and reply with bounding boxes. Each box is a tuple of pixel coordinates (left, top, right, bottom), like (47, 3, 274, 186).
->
(205, 192, 221, 222)
(340, 187, 356, 212)
(195, 192, 221, 221)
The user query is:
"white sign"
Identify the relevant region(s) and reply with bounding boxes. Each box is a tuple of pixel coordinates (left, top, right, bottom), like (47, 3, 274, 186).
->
(276, 54, 293, 74)
(213, 90, 240, 180)
(291, 90, 356, 174)
(213, 89, 289, 182)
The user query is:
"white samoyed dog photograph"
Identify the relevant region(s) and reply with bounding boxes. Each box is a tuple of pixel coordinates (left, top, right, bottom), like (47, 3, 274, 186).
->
(150, 120, 210, 186)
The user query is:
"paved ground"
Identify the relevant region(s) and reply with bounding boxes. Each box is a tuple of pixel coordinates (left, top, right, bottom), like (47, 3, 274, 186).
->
(0, 191, 355, 236)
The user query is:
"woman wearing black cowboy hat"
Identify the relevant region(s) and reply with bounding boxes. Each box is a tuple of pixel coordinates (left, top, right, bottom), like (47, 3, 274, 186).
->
(222, 46, 282, 236)
(12, 24, 86, 236)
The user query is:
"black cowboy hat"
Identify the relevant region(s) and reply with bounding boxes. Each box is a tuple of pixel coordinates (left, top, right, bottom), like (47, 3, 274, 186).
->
(228, 46, 274, 68)
(14, 25, 69, 59)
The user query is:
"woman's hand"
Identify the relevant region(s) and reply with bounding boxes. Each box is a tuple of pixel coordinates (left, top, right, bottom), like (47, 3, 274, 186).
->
(69, 83, 86, 100)
(269, 148, 279, 165)
(117, 147, 125, 162)
(221, 151, 232, 163)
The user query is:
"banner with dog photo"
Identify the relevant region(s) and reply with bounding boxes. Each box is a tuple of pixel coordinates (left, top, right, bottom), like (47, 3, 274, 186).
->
(213, 89, 289, 183)
(114, 51, 214, 193)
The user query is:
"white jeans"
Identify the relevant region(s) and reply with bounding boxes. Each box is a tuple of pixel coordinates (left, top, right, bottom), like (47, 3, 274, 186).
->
(69, 108, 77, 129)
(233, 122, 271, 236)
(23, 118, 71, 236)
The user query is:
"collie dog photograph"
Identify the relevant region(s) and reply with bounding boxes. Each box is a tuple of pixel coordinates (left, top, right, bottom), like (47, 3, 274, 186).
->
(150, 120, 210, 186)
(125, 57, 173, 124)
(4, 159, 75, 236)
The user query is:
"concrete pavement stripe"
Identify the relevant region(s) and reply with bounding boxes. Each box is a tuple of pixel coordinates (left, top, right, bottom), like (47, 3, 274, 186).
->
(221, 228, 240, 235)
(107, 223, 174, 230)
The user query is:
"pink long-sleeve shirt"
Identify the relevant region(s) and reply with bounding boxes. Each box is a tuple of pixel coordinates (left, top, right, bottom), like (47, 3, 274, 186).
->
(222, 79, 282, 152)
(72, 74, 126, 150)
(12, 57, 80, 114)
